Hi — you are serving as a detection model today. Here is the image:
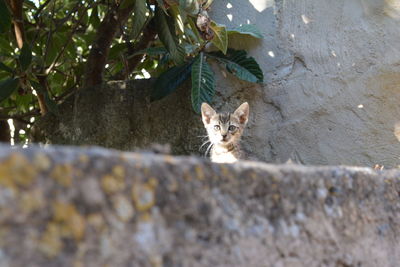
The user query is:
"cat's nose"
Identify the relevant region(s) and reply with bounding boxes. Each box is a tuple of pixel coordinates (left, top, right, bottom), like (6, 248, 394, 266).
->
(222, 134, 227, 140)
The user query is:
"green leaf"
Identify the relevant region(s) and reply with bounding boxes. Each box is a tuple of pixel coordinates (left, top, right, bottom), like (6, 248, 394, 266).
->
(169, 5, 185, 34)
(151, 61, 193, 101)
(0, 0, 11, 33)
(43, 91, 59, 116)
(179, 0, 199, 15)
(187, 16, 202, 43)
(30, 80, 59, 115)
(208, 49, 263, 83)
(209, 21, 227, 54)
(202, 0, 214, 9)
(108, 43, 126, 60)
(191, 52, 215, 113)
(19, 45, 32, 71)
(0, 78, 19, 103)
(89, 6, 100, 28)
(120, 0, 134, 9)
(23, 0, 37, 9)
(132, 0, 149, 40)
(227, 24, 264, 39)
(155, 0, 168, 14)
(0, 62, 13, 73)
(155, 7, 186, 65)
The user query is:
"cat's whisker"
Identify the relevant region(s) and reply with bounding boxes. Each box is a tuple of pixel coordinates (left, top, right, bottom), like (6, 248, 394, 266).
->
(205, 143, 213, 157)
(197, 135, 209, 141)
(199, 140, 211, 151)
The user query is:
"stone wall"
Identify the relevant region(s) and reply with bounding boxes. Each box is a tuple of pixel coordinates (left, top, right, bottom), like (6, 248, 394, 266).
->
(36, 79, 205, 156)
(0, 144, 399, 266)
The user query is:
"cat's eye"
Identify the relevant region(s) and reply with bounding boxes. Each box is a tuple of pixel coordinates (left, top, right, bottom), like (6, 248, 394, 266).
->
(228, 125, 237, 131)
(214, 125, 220, 131)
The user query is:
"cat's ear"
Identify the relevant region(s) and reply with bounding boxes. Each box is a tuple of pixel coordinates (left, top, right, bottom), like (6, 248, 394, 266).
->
(201, 102, 216, 125)
(234, 102, 249, 124)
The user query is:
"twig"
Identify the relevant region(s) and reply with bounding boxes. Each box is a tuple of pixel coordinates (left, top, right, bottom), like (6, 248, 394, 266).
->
(0, 109, 40, 121)
(84, 2, 135, 87)
(113, 19, 157, 80)
(45, 2, 92, 75)
(33, 0, 52, 21)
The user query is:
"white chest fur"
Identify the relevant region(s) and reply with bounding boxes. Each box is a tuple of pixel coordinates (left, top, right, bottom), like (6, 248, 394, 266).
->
(211, 150, 239, 163)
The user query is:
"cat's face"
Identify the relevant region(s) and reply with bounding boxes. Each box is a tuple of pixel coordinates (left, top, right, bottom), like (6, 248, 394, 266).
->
(201, 102, 249, 147)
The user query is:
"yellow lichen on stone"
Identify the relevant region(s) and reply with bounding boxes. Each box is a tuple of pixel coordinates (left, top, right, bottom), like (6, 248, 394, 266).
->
(112, 194, 135, 222)
(112, 165, 125, 178)
(39, 222, 63, 258)
(132, 183, 155, 212)
(50, 164, 73, 187)
(183, 169, 192, 181)
(0, 162, 16, 189)
(78, 154, 89, 164)
(101, 165, 126, 194)
(87, 213, 105, 232)
(53, 202, 86, 241)
(19, 189, 45, 215)
(0, 153, 37, 188)
(195, 166, 205, 180)
(148, 177, 158, 188)
(219, 165, 233, 179)
(33, 152, 51, 171)
(101, 175, 125, 194)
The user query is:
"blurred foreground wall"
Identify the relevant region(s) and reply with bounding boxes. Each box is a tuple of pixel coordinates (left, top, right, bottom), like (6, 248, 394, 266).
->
(0, 145, 399, 266)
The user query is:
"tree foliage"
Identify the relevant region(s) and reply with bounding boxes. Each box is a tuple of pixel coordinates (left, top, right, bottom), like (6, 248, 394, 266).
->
(0, 0, 264, 143)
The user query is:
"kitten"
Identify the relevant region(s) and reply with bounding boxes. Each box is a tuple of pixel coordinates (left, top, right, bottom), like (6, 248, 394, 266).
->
(201, 102, 249, 163)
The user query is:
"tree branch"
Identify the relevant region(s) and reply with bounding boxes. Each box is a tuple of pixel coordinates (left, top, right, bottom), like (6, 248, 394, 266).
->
(0, 109, 40, 122)
(5, 0, 24, 49)
(33, 0, 52, 21)
(5, 0, 48, 116)
(113, 19, 157, 80)
(84, 3, 135, 88)
(45, 3, 90, 75)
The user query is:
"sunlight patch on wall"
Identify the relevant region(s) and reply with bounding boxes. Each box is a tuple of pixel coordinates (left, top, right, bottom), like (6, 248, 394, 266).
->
(394, 122, 400, 142)
(268, 51, 275, 58)
(301, 14, 311, 24)
(249, 0, 274, 12)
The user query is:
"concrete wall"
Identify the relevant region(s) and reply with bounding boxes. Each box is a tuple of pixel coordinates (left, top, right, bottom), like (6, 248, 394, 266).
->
(1, 145, 399, 266)
(209, 0, 400, 167)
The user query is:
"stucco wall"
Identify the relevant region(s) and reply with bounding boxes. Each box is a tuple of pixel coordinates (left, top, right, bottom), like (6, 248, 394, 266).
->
(209, 0, 400, 167)
(0, 145, 399, 266)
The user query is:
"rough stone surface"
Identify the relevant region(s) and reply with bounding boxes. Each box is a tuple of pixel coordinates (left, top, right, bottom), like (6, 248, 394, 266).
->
(38, 0, 400, 167)
(0, 144, 400, 266)
(36, 80, 205, 156)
